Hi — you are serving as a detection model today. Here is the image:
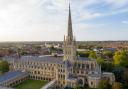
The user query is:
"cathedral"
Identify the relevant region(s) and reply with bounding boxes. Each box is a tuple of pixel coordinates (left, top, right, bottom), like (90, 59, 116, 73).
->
(2, 5, 115, 89)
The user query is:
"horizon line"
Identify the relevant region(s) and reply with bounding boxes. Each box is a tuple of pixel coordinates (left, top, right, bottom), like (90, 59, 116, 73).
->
(0, 40, 128, 42)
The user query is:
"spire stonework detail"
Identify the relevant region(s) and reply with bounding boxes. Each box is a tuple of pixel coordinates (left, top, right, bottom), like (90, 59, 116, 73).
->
(68, 5, 73, 41)
(63, 4, 76, 62)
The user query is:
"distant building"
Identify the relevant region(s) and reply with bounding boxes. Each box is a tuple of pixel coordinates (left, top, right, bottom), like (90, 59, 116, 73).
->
(3, 5, 115, 89)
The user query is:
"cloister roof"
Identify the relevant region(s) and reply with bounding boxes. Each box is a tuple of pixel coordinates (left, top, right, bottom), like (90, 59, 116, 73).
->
(0, 71, 28, 83)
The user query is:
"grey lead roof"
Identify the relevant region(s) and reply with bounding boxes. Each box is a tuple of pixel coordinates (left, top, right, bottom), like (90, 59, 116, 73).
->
(3, 55, 91, 65)
(0, 71, 28, 83)
(78, 57, 91, 60)
(20, 55, 64, 64)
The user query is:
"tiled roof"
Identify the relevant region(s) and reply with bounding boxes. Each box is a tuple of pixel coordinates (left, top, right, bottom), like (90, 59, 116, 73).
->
(0, 71, 28, 83)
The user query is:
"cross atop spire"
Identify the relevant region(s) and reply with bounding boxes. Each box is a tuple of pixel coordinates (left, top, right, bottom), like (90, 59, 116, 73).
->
(67, 4, 73, 41)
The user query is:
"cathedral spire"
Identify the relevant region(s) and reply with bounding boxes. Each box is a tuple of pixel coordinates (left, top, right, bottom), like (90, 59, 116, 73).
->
(63, 4, 76, 61)
(67, 4, 73, 41)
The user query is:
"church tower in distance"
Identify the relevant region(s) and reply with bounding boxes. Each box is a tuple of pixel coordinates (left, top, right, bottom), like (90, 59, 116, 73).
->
(63, 4, 76, 62)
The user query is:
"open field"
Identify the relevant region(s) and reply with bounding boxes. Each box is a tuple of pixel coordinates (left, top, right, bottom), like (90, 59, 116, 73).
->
(14, 79, 47, 89)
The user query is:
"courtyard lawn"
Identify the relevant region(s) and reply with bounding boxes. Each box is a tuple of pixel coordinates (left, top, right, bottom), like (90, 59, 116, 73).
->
(14, 79, 47, 89)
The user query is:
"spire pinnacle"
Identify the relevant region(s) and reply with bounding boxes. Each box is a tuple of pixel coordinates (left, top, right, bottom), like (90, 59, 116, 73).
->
(67, 4, 73, 41)
(69, 3, 70, 9)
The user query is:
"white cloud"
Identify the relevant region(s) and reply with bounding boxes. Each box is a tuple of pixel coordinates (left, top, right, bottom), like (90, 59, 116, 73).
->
(78, 11, 102, 21)
(122, 21, 128, 24)
(68, 0, 128, 22)
(75, 23, 105, 30)
(103, 0, 128, 9)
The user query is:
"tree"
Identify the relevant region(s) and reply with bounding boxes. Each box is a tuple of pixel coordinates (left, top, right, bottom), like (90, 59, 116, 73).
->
(112, 66, 124, 82)
(89, 51, 97, 59)
(98, 80, 111, 89)
(96, 57, 105, 65)
(113, 49, 128, 67)
(103, 50, 113, 58)
(0, 60, 9, 73)
(77, 51, 89, 57)
(120, 50, 128, 67)
(112, 82, 121, 89)
(101, 62, 114, 72)
(123, 70, 128, 82)
(113, 51, 122, 65)
(122, 70, 128, 89)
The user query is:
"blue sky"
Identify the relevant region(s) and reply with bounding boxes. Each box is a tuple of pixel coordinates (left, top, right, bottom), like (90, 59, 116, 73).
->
(0, 0, 128, 41)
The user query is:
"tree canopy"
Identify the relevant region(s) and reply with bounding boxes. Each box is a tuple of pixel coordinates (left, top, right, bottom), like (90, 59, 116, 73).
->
(98, 80, 111, 89)
(0, 60, 9, 73)
(103, 50, 113, 58)
(113, 49, 128, 67)
(112, 82, 121, 89)
(77, 51, 89, 57)
(96, 57, 105, 65)
(89, 51, 97, 59)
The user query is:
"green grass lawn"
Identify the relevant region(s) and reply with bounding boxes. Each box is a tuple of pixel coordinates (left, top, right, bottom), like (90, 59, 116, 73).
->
(14, 79, 47, 89)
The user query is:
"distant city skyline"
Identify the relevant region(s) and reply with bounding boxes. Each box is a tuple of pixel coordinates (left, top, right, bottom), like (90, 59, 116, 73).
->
(0, 0, 128, 41)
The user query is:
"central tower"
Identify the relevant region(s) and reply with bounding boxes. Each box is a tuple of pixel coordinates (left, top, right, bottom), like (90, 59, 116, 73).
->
(63, 4, 76, 62)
